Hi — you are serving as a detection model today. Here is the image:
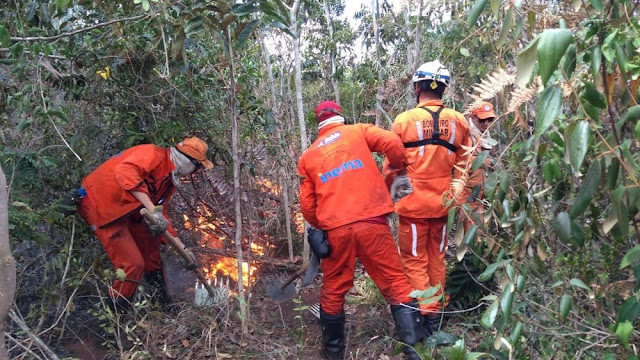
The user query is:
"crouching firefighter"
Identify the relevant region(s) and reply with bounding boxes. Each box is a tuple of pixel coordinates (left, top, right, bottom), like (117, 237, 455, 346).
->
(384, 60, 471, 336)
(298, 101, 424, 360)
(76, 137, 213, 310)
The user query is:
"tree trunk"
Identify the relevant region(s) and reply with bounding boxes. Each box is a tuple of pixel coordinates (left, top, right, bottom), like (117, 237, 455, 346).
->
(372, 0, 385, 127)
(0, 164, 17, 360)
(261, 33, 294, 261)
(289, 0, 310, 263)
(323, 0, 341, 105)
(226, 28, 247, 335)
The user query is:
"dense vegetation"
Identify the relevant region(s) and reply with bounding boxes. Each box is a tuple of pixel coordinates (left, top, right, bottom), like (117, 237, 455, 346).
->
(1, 0, 639, 359)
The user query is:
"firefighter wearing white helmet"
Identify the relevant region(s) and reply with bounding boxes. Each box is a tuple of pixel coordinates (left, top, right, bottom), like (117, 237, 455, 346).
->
(383, 60, 471, 337)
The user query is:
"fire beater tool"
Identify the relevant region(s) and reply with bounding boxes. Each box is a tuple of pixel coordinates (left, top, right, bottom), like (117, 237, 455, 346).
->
(140, 208, 217, 301)
(265, 252, 321, 303)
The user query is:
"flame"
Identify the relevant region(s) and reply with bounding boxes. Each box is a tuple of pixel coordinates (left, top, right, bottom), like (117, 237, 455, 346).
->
(183, 206, 273, 288)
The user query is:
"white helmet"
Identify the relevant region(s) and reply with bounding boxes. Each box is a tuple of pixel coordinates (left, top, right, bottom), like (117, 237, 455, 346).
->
(412, 60, 451, 87)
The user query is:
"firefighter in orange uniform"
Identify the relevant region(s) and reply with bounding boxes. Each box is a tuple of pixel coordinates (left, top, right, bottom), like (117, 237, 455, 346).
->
(384, 60, 471, 336)
(298, 101, 424, 360)
(77, 137, 213, 310)
(463, 102, 498, 229)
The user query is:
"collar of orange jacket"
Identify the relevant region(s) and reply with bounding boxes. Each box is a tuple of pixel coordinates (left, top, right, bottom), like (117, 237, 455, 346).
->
(416, 99, 444, 108)
(318, 122, 343, 135)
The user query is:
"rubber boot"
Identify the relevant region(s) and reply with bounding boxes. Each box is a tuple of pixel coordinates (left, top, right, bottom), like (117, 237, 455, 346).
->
(423, 314, 442, 337)
(320, 308, 345, 360)
(390, 300, 424, 360)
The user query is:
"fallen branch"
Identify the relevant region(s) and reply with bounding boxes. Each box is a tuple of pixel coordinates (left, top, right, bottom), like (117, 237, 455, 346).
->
(8, 310, 60, 360)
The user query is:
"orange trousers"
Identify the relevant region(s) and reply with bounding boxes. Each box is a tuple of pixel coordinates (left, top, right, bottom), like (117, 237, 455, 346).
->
(79, 197, 162, 299)
(397, 216, 449, 314)
(320, 220, 415, 315)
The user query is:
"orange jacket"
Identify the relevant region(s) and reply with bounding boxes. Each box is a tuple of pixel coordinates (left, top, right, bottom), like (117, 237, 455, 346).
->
(298, 123, 406, 230)
(81, 144, 177, 234)
(384, 99, 471, 219)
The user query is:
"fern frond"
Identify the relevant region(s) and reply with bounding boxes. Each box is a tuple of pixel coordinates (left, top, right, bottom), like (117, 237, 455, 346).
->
(506, 77, 541, 115)
(463, 68, 516, 115)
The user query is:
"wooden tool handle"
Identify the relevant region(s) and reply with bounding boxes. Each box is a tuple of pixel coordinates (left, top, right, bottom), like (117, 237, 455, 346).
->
(279, 261, 310, 290)
(140, 208, 217, 299)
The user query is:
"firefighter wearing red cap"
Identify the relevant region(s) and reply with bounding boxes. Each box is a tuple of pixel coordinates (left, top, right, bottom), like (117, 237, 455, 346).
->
(463, 102, 498, 229)
(77, 137, 213, 310)
(298, 101, 424, 360)
(383, 60, 471, 335)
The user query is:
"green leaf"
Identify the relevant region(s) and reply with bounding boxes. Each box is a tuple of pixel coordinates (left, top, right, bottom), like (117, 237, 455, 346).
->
(496, 8, 514, 48)
(460, 47, 470, 57)
(142, 0, 150, 11)
(231, 3, 260, 16)
(537, 29, 573, 85)
(560, 294, 571, 320)
(481, 300, 499, 328)
(619, 105, 640, 129)
(563, 44, 577, 78)
(635, 120, 640, 140)
(616, 321, 633, 348)
(235, 19, 260, 49)
(569, 278, 594, 298)
(516, 274, 526, 293)
(591, 44, 602, 78)
(56, 0, 70, 10)
(554, 211, 571, 243)
(424, 331, 459, 347)
(590, 0, 604, 11)
(490, 0, 500, 15)
(0, 25, 9, 47)
(463, 225, 477, 245)
(583, 82, 607, 108)
(583, 102, 601, 124)
(569, 160, 601, 218)
(516, 37, 539, 87)
(566, 120, 590, 171)
(536, 85, 562, 137)
(618, 297, 640, 323)
(607, 158, 620, 189)
(467, 0, 490, 28)
(509, 322, 524, 343)
(472, 151, 489, 171)
(620, 245, 640, 269)
(477, 260, 511, 282)
(501, 283, 515, 319)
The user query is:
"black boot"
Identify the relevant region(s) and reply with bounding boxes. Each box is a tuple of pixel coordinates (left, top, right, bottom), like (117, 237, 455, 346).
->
(390, 300, 424, 360)
(423, 314, 442, 337)
(320, 308, 345, 360)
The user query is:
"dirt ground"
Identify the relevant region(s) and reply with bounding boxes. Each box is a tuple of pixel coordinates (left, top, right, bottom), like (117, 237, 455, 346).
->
(55, 262, 426, 360)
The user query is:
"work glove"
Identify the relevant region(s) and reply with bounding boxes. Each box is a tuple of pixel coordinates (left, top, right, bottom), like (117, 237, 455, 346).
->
(182, 245, 198, 271)
(307, 227, 330, 258)
(390, 174, 413, 202)
(145, 205, 169, 236)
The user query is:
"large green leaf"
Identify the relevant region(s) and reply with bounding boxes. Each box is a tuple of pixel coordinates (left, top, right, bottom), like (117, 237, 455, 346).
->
(560, 294, 572, 320)
(235, 19, 260, 49)
(620, 245, 640, 269)
(477, 259, 512, 282)
(617, 297, 640, 323)
(516, 37, 539, 87)
(501, 283, 515, 320)
(467, 0, 490, 28)
(472, 150, 489, 171)
(563, 44, 577, 79)
(591, 44, 602, 78)
(481, 300, 499, 328)
(537, 29, 573, 85)
(582, 81, 607, 108)
(554, 211, 571, 243)
(536, 85, 562, 137)
(569, 160, 601, 218)
(566, 120, 590, 171)
(496, 8, 514, 48)
(616, 321, 633, 348)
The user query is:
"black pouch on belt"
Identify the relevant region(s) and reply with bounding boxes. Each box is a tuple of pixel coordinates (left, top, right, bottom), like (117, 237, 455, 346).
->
(307, 227, 331, 258)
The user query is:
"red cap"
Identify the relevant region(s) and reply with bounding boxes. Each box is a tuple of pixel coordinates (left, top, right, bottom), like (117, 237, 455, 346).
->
(314, 101, 343, 123)
(471, 102, 496, 119)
